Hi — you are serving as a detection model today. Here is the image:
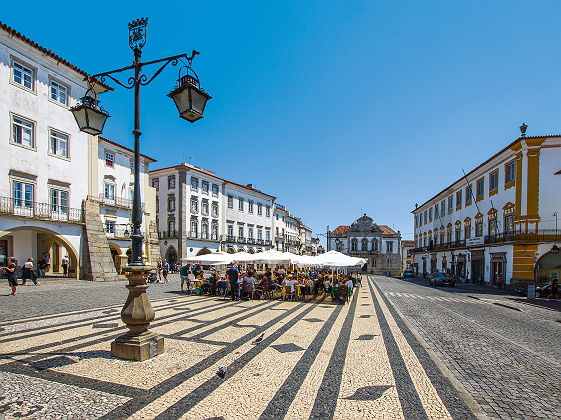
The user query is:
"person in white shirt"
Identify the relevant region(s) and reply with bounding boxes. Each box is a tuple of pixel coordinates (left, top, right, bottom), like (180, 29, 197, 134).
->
(345, 278, 354, 289)
(22, 257, 39, 286)
(284, 276, 298, 293)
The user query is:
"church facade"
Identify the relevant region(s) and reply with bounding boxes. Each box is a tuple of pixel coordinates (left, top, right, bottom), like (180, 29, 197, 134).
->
(328, 214, 402, 275)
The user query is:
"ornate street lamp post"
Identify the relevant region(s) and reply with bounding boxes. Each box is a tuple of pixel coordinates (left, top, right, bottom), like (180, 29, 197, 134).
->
(70, 18, 211, 361)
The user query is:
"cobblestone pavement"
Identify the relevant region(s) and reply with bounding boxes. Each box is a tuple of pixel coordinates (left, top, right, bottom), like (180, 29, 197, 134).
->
(0, 275, 477, 419)
(375, 276, 561, 419)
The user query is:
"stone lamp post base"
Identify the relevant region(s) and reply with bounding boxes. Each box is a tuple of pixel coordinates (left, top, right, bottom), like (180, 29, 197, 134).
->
(111, 265, 164, 361)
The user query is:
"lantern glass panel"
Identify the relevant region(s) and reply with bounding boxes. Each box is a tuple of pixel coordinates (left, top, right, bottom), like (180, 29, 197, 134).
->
(86, 107, 109, 134)
(191, 88, 208, 115)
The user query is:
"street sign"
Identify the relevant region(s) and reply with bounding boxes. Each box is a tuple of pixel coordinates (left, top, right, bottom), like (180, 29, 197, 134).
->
(466, 237, 484, 246)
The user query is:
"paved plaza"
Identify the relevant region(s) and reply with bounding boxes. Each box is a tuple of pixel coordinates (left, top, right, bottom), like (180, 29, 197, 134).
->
(0, 275, 559, 419)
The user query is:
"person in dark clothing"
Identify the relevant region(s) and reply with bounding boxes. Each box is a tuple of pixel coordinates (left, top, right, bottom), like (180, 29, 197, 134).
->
(226, 265, 240, 301)
(548, 280, 559, 299)
(4, 257, 18, 296)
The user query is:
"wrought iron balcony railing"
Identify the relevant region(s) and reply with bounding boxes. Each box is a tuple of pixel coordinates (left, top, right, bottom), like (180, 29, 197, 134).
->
(159, 230, 179, 239)
(98, 193, 145, 211)
(0, 196, 83, 223)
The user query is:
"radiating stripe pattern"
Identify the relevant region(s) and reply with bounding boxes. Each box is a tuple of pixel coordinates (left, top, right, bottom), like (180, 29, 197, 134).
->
(0, 277, 474, 419)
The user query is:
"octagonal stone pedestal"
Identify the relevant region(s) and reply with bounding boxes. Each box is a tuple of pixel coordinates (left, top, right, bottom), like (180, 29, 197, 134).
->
(111, 265, 164, 361)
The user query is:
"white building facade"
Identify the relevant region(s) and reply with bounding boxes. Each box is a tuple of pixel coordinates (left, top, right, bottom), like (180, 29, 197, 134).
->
(411, 128, 561, 290)
(150, 164, 276, 261)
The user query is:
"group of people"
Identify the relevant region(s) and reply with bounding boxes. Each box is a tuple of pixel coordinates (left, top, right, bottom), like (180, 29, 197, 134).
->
(154, 259, 182, 283)
(178, 263, 361, 302)
(1, 254, 72, 296)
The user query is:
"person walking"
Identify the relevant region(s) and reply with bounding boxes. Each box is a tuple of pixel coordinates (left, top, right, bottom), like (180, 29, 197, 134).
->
(162, 259, 169, 283)
(22, 257, 39, 286)
(61, 255, 69, 277)
(226, 264, 240, 301)
(157, 260, 163, 282)
(4, 257, 18, 296)
(37, 258, 47, 278)
(547, 279, 559, 300)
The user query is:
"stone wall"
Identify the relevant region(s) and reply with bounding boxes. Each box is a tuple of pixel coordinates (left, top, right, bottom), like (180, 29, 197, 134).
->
(81, 198, 119, 281)
(148, 220, 160, 269)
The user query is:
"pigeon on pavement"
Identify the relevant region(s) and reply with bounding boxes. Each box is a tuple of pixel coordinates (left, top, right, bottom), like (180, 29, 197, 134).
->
(251, 333, 265, 345)
(217, 365, 227, 379)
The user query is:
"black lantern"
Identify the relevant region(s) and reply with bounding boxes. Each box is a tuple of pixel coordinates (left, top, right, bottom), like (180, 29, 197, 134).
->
(552, 244, 559, 254)
(124, 225, 130, 238)
(71, 91, 110, 135)
(168, 74, 211, 123)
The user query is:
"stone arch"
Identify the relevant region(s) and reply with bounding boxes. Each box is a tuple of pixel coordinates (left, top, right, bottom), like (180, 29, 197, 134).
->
(226, 247, 236, 254)
(247, 248, 255, 254)
(107, 243, 123, 273)
(535, 248, 561, 285)
(165, 245, 177, 263)
(196, 247, 212, 256)
(256, 248, 263, 253)
(237, 247, 245, 252)
(0, 226, 80, 279)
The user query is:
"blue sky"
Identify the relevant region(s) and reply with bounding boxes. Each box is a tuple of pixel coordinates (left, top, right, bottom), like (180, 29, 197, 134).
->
(4, 1, 561, 243)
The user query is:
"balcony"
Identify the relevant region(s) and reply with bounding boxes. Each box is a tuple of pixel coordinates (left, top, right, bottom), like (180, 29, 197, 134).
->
(237, 236, 247, 244)
(485, 229, 561, 244)
(159, 230, 179, 239)
(98, 194, 145, 211)
(226, 235, 236, 242)
(247, 238, 255, 244)
(0, 196, 83, 223)
(348, 249, 379, 255)
(187, 231, 221, 242)
(256, 239, 263, 245)
(104, 226, 131, 240)
(264, 240, 272, 246)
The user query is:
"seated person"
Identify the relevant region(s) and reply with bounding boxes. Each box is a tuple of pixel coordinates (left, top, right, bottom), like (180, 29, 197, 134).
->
(323, 277, 332, 294)
(241, 271, 256, 299)
(283, 275, 298, 295)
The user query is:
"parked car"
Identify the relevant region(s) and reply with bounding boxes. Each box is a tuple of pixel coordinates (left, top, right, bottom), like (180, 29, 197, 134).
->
(429, 272, 455, 287)
(403, 269, 415, 278)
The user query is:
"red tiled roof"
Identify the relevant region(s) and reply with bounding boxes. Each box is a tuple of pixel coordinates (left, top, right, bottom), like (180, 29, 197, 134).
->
(379, 225, 397, 235)
(99, 137, 156, 163)
(0, 20, 112, 92)
(331, 226, 350, 235)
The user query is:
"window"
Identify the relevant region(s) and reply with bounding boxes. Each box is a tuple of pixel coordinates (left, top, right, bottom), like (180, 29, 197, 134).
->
(440, 232, 445, 244)
(429, 208, 432, 222)
(435, 205, 439, 219)
(104, 183, 115, 200)
(105, 151, 114, 167)
(257, 229, 262, 240)
(190, 220, 197, 237)
(168, 176, 176, 189)
(105, 220, 115, 234)
(50, 80, 68, 105)
(448, 196, 453, 212)
(464, 223, 471, 239)
(351, 238, 358, 251)
(424, 211, 427, 224)
(227, 224, 234, 238)
(506, 161, 516, 184)
(465, 186, 472, 203)
(50, 189, 68, 213)
(238, 226, 244, 238)
(257, 203, 262, 215)
(248, 200, 254, 213)
(455, 228, 461, 242)
(238, 197, 244, 211)
(446, 229, 452, 243)
(211, 223, 219, 240)
(266, 230, 271, 241)
(441, 201, 445, 215)
(201, 181, 209, 194)
(361, 238, 368, 251)
(476, 178, 484, 199)
(13, 181, 33, 207)
(456, 191, 462, 209)
(12, 60, 34, 90)
(155, 196, 159, 212)
(201, 222, 209, 239)
(372, 238, 378, 251)
(212, 202, 218, 217)
(504, 215, 514, 235)
(212, 184, 219, 196)
(489, 170, 498, 192)
(190, 198, 198, 213)
(152, 180, 159, 191)
(168, 218, 176, 234)
(202, 200, 209, 215)
(386, 241, 393, 253)
(12, 115, 34, 148)
(190, 177, 198, 190)
(49, 130, 69, 158)
(130, 158, 135, 174)
(228, 195, 233, 208)
(266, 206, 271, 217)
(475, 221, 483, 237)
(248, 227, 254, 239)
(168, 195, 175, 212)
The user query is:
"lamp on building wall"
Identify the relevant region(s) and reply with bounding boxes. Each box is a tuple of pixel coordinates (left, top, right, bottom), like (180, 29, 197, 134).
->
(69, 18, 211, 362)
(552, 244, 559, 254)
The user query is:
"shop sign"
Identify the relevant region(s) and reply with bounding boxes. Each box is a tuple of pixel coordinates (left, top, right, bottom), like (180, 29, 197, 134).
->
(466, 237, 484, 246)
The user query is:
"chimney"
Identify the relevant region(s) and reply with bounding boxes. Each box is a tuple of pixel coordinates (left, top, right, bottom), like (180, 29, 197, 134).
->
(247, 183, 253, 188)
